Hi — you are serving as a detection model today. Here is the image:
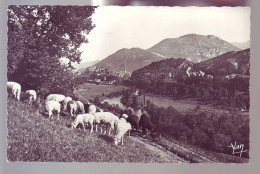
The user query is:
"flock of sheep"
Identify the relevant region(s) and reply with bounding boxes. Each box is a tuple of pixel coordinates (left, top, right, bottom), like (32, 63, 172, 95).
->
(7, 81, 154, 146)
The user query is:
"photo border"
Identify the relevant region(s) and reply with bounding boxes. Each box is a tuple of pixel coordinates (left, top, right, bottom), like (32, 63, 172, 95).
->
(1, 0, 259, 174)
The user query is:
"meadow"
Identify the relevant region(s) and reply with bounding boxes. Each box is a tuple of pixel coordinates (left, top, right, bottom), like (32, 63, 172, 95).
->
(7, 98, 181, 162)
(76, 83, 130, 101)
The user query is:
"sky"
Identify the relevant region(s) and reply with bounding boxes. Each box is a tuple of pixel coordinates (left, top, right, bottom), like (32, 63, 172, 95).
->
(79, 6, 251, 63)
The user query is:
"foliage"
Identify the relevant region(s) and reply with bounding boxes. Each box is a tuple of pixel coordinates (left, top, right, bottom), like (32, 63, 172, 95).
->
(7, 5, 96, 96)
(144, 102, 249, 158)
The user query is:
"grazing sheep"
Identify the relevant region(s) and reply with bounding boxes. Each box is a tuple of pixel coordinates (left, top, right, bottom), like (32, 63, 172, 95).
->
(88, 104, 97, 114)
(25, 90, 37, 104)
(45, 100, 61, 120)
(67, 100, 78, 118)
(94, 112, 119, 135)
(62, 96, 72, 111)
(84, 103, 103, 114)
(139, 113, 154, 135)
(7, 81, 21, 101)
(46, 94, 65, 103)
(71, 114, 95, 133)
(114, 118, 132, 146)
(76, 101, 85, 114)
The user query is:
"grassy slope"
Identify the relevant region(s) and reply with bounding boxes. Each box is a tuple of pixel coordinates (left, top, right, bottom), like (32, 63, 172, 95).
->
(7, 98, 180, 162)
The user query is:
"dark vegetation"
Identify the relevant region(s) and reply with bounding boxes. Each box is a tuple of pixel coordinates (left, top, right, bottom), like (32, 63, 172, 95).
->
(144, 102, 250, 158)
(7, 5, 96, 97)
(94, 89, 250, 158)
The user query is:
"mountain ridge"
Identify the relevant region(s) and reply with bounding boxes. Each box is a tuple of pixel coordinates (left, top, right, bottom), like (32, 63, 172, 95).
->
(147, 34, 241, 62)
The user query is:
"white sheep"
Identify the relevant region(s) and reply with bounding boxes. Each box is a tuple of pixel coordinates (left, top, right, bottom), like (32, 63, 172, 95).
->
(62, 96, 72, 111)
(114, 118, 132, 146)
(45, 100, 61, 120)
(71, 113, 95, 133)
(76, 101, 85, 114)
(25, 90, 37, 104)
(94, 112, 119, 135)
(88, 104, 97, 114)
(7, 81, 21, 101)
(46, 94, 65, 103)
(67, 100, 78, 118)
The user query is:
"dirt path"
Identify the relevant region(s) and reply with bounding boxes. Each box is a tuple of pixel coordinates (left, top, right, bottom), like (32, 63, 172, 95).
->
(130, 136, 187, 163)
(129, 132, 217, 163)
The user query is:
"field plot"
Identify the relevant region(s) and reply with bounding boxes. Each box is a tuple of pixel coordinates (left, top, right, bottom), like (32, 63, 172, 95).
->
(77, 83, 129, 101)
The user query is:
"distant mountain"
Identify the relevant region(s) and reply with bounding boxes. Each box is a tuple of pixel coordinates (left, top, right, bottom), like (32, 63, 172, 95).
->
(94, 48, 164, 73)
(193, 49, 250, 76)
(231, 41, 250, 50)
(132, 49, 250, 80)
(73, 60, 100, 73)
(147, 34, 241, 63)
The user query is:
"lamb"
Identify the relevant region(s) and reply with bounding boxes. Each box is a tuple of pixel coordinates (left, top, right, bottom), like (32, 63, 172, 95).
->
(76, 101, 85, 114)
(7, 81, 21, 101)
(94, 112, 119, 135)
(84, 103, 103, 114)
(25, 90, 37, 104)
(114, 118, 132, 146)
(46, 94, 65, 103)
(67, 100, 78, 118)
(88, 104, 97, 114)
(45, 100, 61, 120)
(71, 113, 95, 133)
(62, 96, 72, 111)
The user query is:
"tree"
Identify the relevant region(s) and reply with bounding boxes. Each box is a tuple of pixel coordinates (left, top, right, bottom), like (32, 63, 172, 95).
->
(7, 5, 96, 96)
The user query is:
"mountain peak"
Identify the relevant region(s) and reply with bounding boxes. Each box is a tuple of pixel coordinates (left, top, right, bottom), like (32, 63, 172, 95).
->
(147, 34, 241, 62)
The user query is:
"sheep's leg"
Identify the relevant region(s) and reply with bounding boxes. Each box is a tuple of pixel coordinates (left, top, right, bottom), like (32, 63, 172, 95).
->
(121, 136, 124, 145)
(48, 111, 52, 119)
(82, 122, 85, 130)
(103, 124, 107, 134)
(95, 124, 98, 132)
(108, 125, 111, 135)
(57, 113, 60, 120)
(90, 124, 93, 133)
(128, 130, 130, 137)
(100, 125, 103, 134)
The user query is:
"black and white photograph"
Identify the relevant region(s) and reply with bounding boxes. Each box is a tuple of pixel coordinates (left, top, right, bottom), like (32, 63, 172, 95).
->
(6, 5, 251, 163)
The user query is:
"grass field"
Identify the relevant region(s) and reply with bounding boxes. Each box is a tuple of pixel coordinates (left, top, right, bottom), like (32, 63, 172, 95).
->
(76, 83, 129, 101)
(7, 98, 181, 162)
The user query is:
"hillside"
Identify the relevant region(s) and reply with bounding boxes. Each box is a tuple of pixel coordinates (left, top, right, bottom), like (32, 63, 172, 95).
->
(132, 49, 250, 79)
(193, 48, 250, 76)
(147, 34, 241, 62)
(7, 98, 248, 163)
(132, 58, 193, 79)
(73, 60, 100, 73)
(94, 48, 164, 73)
